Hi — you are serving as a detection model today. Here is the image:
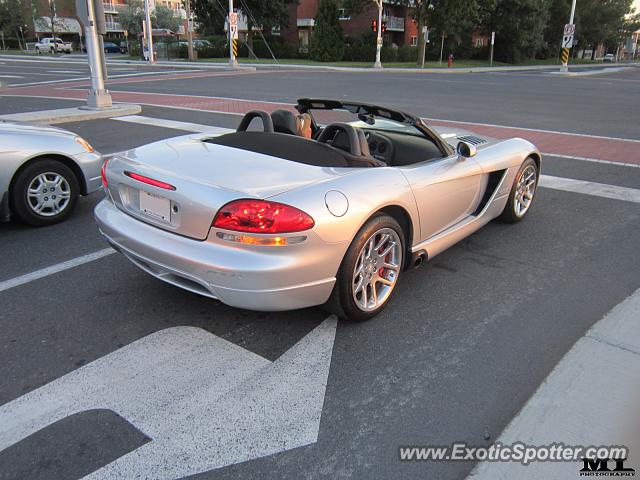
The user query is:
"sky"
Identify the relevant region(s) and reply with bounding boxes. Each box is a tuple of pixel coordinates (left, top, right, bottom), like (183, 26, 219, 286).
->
(635, 0, 640, 13)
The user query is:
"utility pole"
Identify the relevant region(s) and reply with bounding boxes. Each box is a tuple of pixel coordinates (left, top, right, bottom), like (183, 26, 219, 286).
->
(560, 0, 577, 72)
(439, 31, 445, 65)
(49, 0, 56, 51)
(420, 26, 429, 68)
(228, 0, 238, 67)
(374, 0, 383, 68)
(185, 0, 194, 61)
(143, 0, 155, 64)
(82, 0, 112, 108)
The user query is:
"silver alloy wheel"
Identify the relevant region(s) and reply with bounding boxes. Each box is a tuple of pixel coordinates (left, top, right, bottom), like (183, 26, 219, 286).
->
(352, 227, 402, 312)
(27, 172, 71, 217)
(514, 164, 537, 217)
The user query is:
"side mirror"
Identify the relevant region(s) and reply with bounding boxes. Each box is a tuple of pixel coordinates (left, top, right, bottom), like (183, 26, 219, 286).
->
(456, 141, 477, 158)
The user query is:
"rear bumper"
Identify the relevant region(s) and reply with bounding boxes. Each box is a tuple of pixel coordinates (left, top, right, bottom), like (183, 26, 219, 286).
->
(94, 199, 341, 311)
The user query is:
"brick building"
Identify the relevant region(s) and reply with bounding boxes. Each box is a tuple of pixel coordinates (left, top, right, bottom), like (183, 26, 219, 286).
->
(282, 0, 418, 51)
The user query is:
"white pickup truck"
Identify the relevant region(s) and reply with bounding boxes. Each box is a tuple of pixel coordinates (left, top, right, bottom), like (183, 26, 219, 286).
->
(35, 37, 73, 54)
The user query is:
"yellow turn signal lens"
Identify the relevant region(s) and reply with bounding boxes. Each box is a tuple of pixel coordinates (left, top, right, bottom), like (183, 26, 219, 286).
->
(216, 232, 306, 246)
(75, 136, 94, 153)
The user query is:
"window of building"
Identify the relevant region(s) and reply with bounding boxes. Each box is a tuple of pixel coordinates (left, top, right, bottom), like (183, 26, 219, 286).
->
(475, 38, 484, 48)
(338, 8, 350, 20)
(411, 36, 418, 46)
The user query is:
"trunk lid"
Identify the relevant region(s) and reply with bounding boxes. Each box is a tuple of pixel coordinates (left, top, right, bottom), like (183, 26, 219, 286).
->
(106, 134, 350, 239)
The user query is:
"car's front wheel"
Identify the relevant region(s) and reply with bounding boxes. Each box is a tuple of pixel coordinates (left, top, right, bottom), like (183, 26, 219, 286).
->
(326, 214, 404, 321)
(499, 157, 538, 223)
(10, 159, 79, 226)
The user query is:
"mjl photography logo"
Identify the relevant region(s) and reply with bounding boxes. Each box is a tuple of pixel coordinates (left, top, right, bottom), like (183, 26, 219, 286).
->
(580, 458, 636, 477)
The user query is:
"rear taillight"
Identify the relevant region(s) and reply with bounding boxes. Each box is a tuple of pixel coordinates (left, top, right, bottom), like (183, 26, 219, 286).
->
(213, 199, 315, 234)
(125, 171, 176, 191)
(101, 158, 109, 188)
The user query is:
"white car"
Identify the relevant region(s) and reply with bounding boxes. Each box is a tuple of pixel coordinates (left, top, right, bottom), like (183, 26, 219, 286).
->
(603, 54, 615, 62)
(35, 38, 73, 54)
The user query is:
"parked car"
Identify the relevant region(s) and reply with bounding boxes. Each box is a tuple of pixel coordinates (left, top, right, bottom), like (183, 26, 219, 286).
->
(35, 38, 72, 54)
(96, 99, 541, 321)
(103, 42, 121, 54)
(603, 53, 615, 62)
(0, 121, 103, 226)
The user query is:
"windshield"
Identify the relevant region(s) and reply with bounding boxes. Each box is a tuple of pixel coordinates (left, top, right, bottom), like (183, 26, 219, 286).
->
(307, 108, 424, 138)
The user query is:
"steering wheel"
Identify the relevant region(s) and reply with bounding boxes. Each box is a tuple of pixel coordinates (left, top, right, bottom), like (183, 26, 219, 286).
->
(317, 122, 362, 156)
(237, 110, 274, 133)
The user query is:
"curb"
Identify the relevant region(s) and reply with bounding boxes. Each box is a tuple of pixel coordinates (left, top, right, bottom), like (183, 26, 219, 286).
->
(0, 103, 142, 124)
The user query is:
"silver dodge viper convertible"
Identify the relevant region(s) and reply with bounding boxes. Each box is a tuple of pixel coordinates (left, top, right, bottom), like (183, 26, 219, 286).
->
(95, 99, 540, 321)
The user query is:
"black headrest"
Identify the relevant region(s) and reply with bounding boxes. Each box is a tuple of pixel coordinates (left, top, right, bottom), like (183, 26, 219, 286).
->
(271, 109, 298, 135)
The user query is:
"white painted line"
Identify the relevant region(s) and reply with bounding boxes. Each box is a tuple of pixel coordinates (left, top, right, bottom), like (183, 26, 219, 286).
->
(0, 75, 24, 78)
(112, 115, 234, 134)
(0, 248, 115, 293)
(543, 152, 640, 168)
(423, 116, 640, 144)
(468, 288, 640, 479)
(8, 70, 204, 87)
(0, 316, 338, 480)
(550, 66, 633, 76)
(539, 174, 640, 204)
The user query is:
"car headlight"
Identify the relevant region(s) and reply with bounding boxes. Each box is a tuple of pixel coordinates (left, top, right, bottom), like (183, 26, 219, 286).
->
(75, 136, 94, 153)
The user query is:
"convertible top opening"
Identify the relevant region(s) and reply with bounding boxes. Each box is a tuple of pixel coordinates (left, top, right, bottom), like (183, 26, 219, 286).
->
(206, 132, 380, 168)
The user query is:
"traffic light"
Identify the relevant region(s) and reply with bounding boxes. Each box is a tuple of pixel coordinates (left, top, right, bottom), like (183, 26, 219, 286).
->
(381, 21, 387, 33)
(371, 20, 377, 32)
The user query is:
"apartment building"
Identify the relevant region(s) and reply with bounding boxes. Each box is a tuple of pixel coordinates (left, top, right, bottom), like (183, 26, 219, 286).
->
(281, 0, 418, 51)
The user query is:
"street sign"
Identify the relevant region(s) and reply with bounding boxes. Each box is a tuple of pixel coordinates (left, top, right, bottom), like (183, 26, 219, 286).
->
(229, 11, 238, 26)
(377, 37, 383, 46)
(491, 31, 495, 46)
(562, 34, 574, 49)
(0, 318, 338, 479)
(564, 23, 575, 36)
(230, 24, 238, 40)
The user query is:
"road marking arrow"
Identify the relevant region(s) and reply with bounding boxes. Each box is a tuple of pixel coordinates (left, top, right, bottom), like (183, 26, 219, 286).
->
(0, 316, 338, 479)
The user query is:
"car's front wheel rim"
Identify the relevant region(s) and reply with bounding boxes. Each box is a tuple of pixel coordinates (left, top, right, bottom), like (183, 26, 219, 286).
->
(514, 164, 537, 217)
(352, 227, 402, 312)
(27, 172, 71, 217)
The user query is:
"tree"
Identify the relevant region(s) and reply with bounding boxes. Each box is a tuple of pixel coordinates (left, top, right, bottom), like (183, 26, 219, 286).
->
(487, 0, 551, 63)
(154, 5, 181, 32)
(0, 0, 27, 45)
(575, 0, 634, 55)
(118, 0, 145, 36)
(309, 0, 344, 61)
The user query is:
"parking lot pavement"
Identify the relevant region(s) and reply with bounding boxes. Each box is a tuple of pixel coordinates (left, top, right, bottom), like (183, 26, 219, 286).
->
(1, 101, 639, 479)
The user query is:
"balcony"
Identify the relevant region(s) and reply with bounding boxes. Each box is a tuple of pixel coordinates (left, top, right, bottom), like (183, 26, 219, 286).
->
(383, 15, 404, 32)
(103, 2, 119, 13)
(105, 21, 124, 31)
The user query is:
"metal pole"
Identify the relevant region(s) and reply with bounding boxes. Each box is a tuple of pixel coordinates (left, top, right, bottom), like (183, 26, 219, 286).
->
(560, 0, 577, 72)
(85, 0, 112, 107)
(144, 0, 154, 64)
(228, 0, 237, 67)
(374, 0, 382, 68)
(421, 27, 428, 68)
(185, 0, 194, 61)
(439, 31, 444, 65)
(489, 31, 494, 66)
(49, 0, 56, 53)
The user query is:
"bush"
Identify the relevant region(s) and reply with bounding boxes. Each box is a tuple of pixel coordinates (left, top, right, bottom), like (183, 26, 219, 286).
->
(397, 45, 418, 62)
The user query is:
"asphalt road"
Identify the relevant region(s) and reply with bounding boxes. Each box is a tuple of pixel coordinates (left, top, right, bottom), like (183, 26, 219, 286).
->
(1, 57, 639, 480)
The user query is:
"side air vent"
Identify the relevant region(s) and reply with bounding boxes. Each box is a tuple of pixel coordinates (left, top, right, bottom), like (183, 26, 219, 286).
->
(457, 135, 487, 146)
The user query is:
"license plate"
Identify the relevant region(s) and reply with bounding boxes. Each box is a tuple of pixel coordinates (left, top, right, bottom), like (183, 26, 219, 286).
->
(139, 190, 171, 222)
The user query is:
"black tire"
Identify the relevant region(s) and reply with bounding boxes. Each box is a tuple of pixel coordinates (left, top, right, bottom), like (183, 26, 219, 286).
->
(10, 159, 79, 226)
(498, 157, 539, 223)
(325, 214, 405, 322)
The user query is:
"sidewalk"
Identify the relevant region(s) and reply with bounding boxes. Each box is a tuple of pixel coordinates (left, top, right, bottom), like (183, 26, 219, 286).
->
(2, 53, 638, 74)
(468, 288, 640, 479)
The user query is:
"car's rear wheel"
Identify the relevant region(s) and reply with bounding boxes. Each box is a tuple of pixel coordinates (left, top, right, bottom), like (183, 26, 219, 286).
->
(326, 214, 404, 321)
(10, 159, 79, 226)
(499, 157, 538, 223)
